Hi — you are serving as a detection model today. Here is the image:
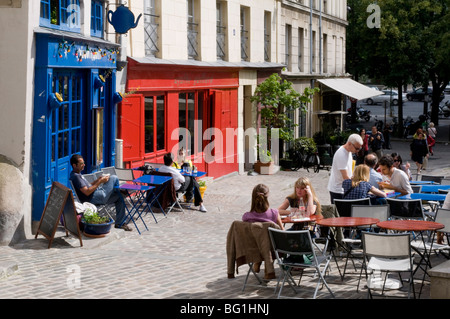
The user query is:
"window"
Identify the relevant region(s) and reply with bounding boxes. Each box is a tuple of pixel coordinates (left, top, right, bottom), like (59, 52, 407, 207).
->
(298, 28, 304, 72)
(264, 11, 271, 62)
(240, 6, 249, 61)
(145, 95, 165, 154)
(178, 92, 204, 156)
(40, 0, 81, 33)
(144, 0, 160, 57)
(91, 0, 104, 38)
(187, 0, 199, 60)
(216, 1, 227, 61)
(285, 24, 292, 71)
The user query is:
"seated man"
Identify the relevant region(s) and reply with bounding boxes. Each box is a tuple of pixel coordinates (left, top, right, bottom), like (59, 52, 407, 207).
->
(377, 155, 413, 196)
(364, 153, 382, 189)
(69, 154, 132, 231)
(159, 152, 207, 212)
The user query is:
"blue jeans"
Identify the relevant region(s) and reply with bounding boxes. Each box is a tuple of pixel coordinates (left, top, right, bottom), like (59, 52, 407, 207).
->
(91, 175, 126, 225)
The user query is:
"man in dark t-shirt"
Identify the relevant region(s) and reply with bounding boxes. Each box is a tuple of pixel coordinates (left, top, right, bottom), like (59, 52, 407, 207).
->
(69, 154, 131, 231)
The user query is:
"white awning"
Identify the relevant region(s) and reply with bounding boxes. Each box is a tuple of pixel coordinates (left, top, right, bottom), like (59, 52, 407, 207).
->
(317, 78, 383, 100)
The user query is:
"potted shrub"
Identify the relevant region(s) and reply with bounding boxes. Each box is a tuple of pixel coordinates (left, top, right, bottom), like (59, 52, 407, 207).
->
(81, 209, 114, 238)
(250, 73, 319, 173)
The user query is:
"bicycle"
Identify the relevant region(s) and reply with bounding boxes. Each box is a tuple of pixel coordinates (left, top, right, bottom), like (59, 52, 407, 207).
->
(289, 149, 321, 173)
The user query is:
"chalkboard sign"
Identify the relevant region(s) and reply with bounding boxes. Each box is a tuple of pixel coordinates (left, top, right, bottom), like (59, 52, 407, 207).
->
(35, 182, 83, 248)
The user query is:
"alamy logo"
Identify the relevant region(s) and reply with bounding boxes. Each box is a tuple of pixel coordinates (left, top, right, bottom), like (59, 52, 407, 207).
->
(367, 3, 381, 29)
(66, 3, 80, 28)
(66, 264, 81, 289)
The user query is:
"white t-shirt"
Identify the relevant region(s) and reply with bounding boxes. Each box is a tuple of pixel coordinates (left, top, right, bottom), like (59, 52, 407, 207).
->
(442, 192, 450, 210)
(388, 168, 413, 194)
(158, 165, 185, 191)
(327, 145, 353, 194)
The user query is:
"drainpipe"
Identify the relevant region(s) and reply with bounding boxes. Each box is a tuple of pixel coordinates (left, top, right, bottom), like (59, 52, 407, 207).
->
(319, 0, 322, 74)
(309, 0, 313, 75)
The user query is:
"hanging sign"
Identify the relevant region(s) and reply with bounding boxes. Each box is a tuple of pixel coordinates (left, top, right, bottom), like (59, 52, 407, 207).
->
(107, 4, 142, 34)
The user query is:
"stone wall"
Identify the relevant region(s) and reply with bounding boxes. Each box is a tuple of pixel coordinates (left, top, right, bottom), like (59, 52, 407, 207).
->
(0, 155, 25, 246)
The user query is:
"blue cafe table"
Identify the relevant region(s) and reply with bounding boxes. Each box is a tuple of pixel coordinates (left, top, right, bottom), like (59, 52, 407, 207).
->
(133, 175, 173, 217)
(116, 183, 155, 234)
(398, 193, 447, 202)
(419, 185, 450, 193)
(410, 181, 438, 185)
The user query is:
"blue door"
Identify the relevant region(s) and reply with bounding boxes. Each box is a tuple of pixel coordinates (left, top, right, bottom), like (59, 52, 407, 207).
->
(49, 71, 85, 188)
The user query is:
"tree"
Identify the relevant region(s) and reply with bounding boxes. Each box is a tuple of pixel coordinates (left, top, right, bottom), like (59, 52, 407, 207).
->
(347, 0, 450, 132)
(250, 73, 318, 161)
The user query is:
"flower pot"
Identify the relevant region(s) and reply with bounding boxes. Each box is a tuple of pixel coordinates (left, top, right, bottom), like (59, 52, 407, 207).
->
(81, 218, 114, 238)
(254, 161, 277, 175)
(199, 186, 207, 198)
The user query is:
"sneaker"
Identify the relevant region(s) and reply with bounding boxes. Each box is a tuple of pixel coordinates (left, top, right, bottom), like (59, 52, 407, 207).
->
(199, 204, 207, 212)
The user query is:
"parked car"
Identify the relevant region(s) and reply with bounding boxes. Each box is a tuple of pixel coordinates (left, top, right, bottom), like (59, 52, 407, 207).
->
(364, 90, 407, 106)
(444, 83, 450, 94)
(406, 87, 445, 102)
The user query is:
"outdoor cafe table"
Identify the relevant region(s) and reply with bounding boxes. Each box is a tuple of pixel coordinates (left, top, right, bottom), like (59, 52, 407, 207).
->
(316, 217, 380, 280)
(410, 181, 438, 185)
(398, 193, 447, 201)
(418, 185, 450, 193)
(133, 175, 173, 217)
(376, 219, 445, 297)
(115, 183, 155, 234)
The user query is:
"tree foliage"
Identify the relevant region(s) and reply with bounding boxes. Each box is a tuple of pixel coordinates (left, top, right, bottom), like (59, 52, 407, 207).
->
(347, 0, 450, 129)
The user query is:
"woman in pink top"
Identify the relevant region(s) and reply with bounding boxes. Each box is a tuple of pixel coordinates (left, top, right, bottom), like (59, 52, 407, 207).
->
(242, 184, 284, 230)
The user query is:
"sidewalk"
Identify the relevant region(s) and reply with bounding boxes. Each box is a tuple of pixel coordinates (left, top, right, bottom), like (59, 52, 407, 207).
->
(0, 140, 448, 300)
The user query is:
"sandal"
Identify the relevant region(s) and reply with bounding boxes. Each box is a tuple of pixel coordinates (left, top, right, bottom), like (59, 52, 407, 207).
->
(115, 224, 133, 231)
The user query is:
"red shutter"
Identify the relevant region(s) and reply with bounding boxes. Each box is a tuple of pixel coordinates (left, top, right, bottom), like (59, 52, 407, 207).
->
(118, 94, 144, 161)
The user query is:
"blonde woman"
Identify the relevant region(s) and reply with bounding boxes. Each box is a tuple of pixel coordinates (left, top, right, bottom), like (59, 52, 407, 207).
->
(278, 177, 322, 218)
(242, 184, 284, 230)
(342, 164, 386, 200)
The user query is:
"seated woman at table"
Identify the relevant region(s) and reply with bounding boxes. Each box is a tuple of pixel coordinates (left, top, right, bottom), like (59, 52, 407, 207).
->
(342, 164, 386, 204)
(159, 153, 207, 212)
(242, 184, 284, 230)
(171, 147, 192, 169)
(278, 177, 322, 218)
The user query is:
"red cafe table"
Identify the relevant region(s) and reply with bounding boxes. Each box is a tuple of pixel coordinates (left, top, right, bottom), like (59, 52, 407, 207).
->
(316, 217, 380, 280)
(376, 219, 444, 297)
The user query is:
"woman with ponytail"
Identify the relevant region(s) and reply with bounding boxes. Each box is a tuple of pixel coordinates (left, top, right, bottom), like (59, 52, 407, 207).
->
(242, 184, 284, 230)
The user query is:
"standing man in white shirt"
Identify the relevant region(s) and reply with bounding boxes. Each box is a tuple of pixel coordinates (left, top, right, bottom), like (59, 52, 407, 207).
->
(327, 134, 364, 203)
(159, 153, 207, 212)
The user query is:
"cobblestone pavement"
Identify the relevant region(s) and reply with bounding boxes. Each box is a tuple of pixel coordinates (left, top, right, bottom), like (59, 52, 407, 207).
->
(0, 140, 449, 302)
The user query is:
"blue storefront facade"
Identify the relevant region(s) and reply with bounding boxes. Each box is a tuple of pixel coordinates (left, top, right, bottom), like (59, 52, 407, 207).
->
(31, 29, 119, 222)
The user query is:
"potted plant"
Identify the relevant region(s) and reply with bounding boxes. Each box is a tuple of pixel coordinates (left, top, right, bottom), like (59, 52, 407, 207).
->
(81, 209, 114, 238)
(198, 180, 207, 198)
(250, 73, 319, 173)
(279, 152, 294, 170)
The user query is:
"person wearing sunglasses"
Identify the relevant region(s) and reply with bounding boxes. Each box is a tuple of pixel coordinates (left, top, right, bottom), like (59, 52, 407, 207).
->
(327, 133, 363, 203)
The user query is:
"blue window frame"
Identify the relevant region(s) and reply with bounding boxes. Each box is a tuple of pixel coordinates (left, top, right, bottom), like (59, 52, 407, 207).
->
(40, 0, 81, 33)
(91, 1, 104, 38)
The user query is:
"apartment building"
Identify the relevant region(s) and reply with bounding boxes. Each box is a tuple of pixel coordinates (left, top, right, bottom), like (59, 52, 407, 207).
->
(118, 0, 284, 176)
(278, 0, 348, 137)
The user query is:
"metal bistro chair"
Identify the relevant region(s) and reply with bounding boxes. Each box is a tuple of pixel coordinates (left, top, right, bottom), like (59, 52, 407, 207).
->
(362, 232, 415, 299)
(386, 198, 425, 220)
(69, 180, 115, 221)
(420, 175, 444, 184)
(333, 198, 371, 218)
(411, 185, 422, 193)
(268, 227, 335, 299)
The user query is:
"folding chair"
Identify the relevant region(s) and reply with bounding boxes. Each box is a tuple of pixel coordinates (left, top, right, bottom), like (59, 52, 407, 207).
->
(333, 198, 371, 218)
(386, 198, 425, 220)
(420, 175, 444, 184)
(268, 227, 335, 299)
(411, 185, 422, 193)
(101, 166, 117, 176)
(226, 221, 278, 292)
(69, 180, 115, 221)
(362, 232, 415, 299)
(347, 205, 390, 291)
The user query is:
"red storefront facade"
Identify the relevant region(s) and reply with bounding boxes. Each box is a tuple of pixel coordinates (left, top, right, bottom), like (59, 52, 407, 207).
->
(118, 58, 240, 178)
